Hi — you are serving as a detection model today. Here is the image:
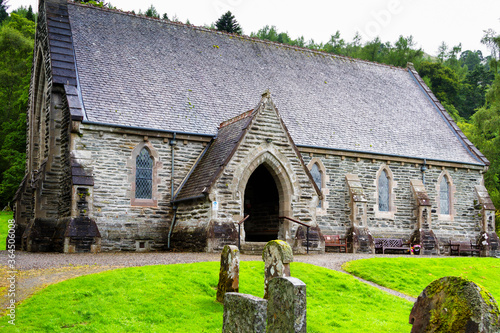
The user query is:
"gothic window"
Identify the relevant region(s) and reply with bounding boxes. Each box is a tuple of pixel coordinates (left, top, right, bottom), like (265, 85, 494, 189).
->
(135, 148, 153, 199)
(310, 163, 322, 207)
(440, 175, 450, 215)
(378, 169, 390, 212)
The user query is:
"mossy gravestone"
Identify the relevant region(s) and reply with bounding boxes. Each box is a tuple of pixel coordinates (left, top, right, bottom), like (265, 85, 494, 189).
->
(267, 276, 307, 333)
(409, 276, 500, 333)
(223, 293, 267, 333)
(216, 245, 240, 303)
(262, 240, 293, 299)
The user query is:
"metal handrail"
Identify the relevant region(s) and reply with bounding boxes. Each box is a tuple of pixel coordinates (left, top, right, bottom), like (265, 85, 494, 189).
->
(237, 215, 249, 251)
(279, 216, 311, 254)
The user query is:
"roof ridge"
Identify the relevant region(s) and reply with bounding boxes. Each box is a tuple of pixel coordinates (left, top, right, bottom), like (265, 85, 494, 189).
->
(219, 109, 253, 129)
(67, 0, 406, 72)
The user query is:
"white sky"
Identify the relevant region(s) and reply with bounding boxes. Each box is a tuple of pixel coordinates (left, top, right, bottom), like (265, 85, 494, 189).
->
(6, 0, 500, 57)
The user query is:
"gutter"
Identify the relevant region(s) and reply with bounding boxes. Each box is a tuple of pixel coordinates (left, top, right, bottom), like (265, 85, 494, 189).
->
(81, 120, 215, 138)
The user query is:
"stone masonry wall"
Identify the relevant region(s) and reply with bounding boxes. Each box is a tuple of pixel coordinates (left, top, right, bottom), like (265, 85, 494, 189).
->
(73, 124, 207, 251)
(302, 152, 484, 246)
(210, 96, 319, 244)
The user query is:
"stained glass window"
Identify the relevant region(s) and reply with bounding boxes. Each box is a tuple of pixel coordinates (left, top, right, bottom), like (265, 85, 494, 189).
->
(440, 176, 450, 215)
(136, 148, 153, 199)
(310, 163, 322, 208)
(378, 170, 389, 212)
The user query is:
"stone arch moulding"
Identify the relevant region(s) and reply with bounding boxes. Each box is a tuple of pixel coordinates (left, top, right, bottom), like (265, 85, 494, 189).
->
(307, 157, 329, 215)
(374, 164, 397, 220)
(127, 141, 161, 207)
(436, 170, 456, 221)
(229, 147, 298, 218)
(231, 148, 298, 243)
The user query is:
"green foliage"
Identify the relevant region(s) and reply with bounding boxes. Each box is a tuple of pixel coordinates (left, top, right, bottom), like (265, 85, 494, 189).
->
(0, 262, 412, 332)
(0, 10, 33, 207)
(0, 211, 12, 250)
(343, 257, 500, 299)
(417, 61, 460, 106)
(79, 1, 105, 8)
(0, 0, 8, 25)
(215, 11, 242, 35)
(465, 75, 500, 210)
(481, 29, 500, 74)
(144, 4, 159, 19)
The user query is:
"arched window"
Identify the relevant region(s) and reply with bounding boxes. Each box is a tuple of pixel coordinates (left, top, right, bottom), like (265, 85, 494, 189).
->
(135, 148, 153, 199)
(439, 175, 450, 215)
(310, 163, 322, 208)
(378, 169, 390, 212)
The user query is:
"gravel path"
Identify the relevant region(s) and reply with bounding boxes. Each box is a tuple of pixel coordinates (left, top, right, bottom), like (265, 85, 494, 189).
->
(0, 251, 417, 311)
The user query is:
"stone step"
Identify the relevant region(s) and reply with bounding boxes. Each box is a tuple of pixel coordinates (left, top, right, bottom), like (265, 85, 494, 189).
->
(240, 242, 268, 255)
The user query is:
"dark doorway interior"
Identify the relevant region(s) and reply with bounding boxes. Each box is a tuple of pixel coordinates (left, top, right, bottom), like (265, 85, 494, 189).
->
(244, 164, 280, 242)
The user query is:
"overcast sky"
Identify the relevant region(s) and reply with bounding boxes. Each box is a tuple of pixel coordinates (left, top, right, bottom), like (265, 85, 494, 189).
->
(6, 0, 500, 57)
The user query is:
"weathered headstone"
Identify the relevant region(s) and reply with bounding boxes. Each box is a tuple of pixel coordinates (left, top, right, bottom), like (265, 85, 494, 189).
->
(216, 245, 240, 303)
(262, 240, 293, 299)
(267, 276, 307, 333)
(223, 292, 267, 333)
(409, 276, 500, 333)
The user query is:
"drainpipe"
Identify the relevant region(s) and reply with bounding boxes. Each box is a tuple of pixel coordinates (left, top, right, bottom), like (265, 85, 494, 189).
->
(421, 159, 427, 185)
(167, 134, 177, 249)
(167, 205, 178, 249)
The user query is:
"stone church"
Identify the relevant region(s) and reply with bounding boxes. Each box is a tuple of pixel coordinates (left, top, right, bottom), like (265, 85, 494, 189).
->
(14, 0, 498, 255)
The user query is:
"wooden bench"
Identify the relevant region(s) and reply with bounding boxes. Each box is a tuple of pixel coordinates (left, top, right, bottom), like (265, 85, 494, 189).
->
(449, 241, 480, 256)
(375, 238, 410, 254)
(324, 235, 348, 253)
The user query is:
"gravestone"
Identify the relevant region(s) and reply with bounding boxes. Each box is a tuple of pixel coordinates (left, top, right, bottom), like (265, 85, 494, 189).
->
(216, 245, 240, 303)
(223, 292, 267, 333)
(409, 276, 500, 333)
(267, 276, 307, 333)
(262, 240, 293, 299)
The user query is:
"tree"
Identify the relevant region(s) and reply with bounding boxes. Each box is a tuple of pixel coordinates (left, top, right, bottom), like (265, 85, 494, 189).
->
(0, 0, 8, 25)
(0, 11, 34, 207)
(417, 61, 462, 120)
(145, 4, 159, 18)
(482, 29, 500, 73)
(323, 31, 346, 55)
(460, 50, 483, 71)
(215, 11, 242, 35)
(26, 5, 35, 22)
(463, 75, 500, 212)
(386, 35, 423, 67)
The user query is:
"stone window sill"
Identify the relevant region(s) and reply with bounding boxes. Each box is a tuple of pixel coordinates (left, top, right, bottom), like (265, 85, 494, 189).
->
(130, 198, 158, 207)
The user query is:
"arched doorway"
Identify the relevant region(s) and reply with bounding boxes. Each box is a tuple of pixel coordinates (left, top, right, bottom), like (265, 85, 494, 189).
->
(243, 164, 280, 242)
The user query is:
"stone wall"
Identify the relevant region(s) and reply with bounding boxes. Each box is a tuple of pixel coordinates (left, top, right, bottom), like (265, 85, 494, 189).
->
(73, 124, 208, 251)
(302, 152, 485, 247)
(70, 117, 486, 252)
(209, 96, 320, 246)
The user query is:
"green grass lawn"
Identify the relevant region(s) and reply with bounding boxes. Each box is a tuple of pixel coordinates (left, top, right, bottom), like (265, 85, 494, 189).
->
(0, 261, 412, 332)
(0, 211, 13, 251)
(343, 257, 500, 299)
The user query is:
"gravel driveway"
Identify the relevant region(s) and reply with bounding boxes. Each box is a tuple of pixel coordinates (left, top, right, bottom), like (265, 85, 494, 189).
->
(0, 251, 417, 311)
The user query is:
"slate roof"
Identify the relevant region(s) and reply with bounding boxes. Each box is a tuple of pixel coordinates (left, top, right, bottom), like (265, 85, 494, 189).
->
(174, 110, 254, 201)
(59, 1, 485, 165)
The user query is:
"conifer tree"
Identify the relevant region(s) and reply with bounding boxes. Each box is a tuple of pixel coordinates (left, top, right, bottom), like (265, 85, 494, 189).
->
(215, 11, 242, 34)
(0, 0, 8, 25)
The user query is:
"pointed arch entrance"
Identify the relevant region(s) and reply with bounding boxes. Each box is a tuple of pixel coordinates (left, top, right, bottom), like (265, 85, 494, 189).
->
(236, 150, 296, 244)
(243, 164, 280, 241)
